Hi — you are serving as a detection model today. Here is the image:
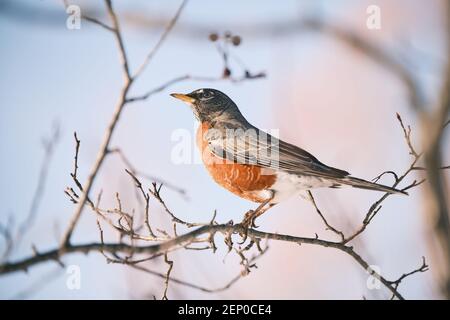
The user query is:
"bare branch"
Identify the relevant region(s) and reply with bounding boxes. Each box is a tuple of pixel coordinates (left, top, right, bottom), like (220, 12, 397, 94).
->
(396, 113, 420, 157)
(72, 132, 80, 178)
(110, 147, 186, 196)
(0, 223, 409, 299)
(104, 0, 131, 81)
(148, 182, 199, 228)
(20, 123, 60, 234)
(126, 72, 266, 103)
(0, 216, 14, 261)
(124, 169, 155, 238)
(3, 124, 60, 259)
(69, 132, 83, 192)
(60, 0, 133, 246)
(343, 114, 424, 244)
(162, 253, 173, 300)
(82, 15, 114, 32)
(133, 0, 189, 79)
(444, 119, 450, 128)
(412, 166, 450, 171)
(11, 267, 64, 299)
(388, 257, 429, 300)
(307, 191, 345, 242)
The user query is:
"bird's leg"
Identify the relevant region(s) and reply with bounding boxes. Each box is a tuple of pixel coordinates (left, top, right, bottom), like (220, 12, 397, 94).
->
(248, 203, 276, 228)
(243, 201, 269, 227)
(241, 191, 275, 233)
(239, 198, 275, 244)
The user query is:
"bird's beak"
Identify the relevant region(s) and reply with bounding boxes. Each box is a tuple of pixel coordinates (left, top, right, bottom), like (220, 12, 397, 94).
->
(170, 93, 196, 104)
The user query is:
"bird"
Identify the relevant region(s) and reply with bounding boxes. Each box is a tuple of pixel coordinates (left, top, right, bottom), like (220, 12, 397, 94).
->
(171, 88, 407, 226)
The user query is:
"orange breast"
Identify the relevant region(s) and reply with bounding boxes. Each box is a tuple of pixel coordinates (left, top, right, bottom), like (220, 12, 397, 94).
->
(196, 122, 276, 203)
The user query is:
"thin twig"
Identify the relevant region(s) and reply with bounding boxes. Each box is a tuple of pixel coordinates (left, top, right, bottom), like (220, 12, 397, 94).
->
(343, 114, 423, 244)
(388, 257, 429, 300)
(148, 183, 199, 228)
(124, 169, 156, 238)
(11, 267, 64, 299)
(7, 124, 60, 259)
(104, 0, 131, 80)
(307, 191, 345, 242)
(82, 15, 114, 32)
(110, 147, 186, 196)
(126, 72, 265, 103)
(133, 0, 189, 79)
(162, 253, 173, 300)
(397, 113, 420, 157)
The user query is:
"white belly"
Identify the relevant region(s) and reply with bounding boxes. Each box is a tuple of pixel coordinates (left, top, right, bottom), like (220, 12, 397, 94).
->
(260, 171, 335, 203)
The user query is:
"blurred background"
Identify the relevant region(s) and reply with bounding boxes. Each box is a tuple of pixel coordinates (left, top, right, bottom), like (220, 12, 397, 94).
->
(0, 0, 449, 299)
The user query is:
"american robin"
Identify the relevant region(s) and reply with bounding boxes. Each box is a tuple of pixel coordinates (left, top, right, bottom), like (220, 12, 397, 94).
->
(171, 89, 406, 226)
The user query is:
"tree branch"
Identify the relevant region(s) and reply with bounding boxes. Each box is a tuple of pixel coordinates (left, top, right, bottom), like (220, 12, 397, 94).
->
(133, 0, 188, 79)
(60, 0, 134, 246)
(0, 223, 407, 299)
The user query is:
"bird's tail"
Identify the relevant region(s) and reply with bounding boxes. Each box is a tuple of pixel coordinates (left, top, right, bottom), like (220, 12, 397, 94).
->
(338, 176, 408, 195)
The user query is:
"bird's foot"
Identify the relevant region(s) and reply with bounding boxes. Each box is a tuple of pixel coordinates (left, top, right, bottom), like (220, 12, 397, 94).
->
(238, 210, 259, 244)
(242, 210, 260, 228)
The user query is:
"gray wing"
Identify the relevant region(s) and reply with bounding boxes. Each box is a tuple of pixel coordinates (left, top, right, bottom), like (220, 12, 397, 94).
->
(206, 127, 349, 179)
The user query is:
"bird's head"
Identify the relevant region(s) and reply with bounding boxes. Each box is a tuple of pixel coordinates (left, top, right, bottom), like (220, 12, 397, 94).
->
(170, 88, 242, 123)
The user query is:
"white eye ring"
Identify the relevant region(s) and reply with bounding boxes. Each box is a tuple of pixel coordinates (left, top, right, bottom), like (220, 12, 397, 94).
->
(202, 91, 213, 99)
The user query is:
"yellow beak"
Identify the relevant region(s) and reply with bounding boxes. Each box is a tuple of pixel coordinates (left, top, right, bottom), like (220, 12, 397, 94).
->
(170, 93, 196, 104)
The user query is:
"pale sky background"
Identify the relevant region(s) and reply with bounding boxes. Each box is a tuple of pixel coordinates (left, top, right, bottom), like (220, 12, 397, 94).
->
(0, 0, 449, 299)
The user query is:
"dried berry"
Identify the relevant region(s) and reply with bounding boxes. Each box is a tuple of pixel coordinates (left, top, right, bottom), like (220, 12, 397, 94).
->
(223, 67, 231, 78)
(209, 33, 219, 42)
(231, 35, 241, 46)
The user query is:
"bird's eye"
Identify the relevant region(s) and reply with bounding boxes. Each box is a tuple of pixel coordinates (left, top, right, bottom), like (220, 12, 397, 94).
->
(201, 91, 213, 99)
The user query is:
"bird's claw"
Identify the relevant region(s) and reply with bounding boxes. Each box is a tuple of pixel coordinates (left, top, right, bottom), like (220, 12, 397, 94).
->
(238, 210, 259, 243)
